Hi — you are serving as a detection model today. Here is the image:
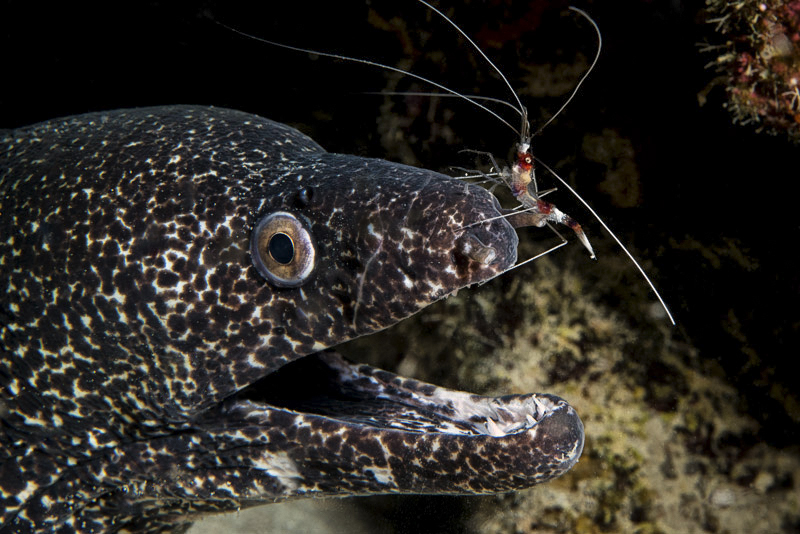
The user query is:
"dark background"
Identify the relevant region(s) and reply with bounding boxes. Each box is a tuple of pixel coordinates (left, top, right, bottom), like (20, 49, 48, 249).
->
(3, 0, 799, 530)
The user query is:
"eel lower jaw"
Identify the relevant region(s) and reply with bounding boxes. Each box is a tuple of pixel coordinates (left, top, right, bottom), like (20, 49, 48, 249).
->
(230, 352, 566, 437)
(209, 352, 584, 496)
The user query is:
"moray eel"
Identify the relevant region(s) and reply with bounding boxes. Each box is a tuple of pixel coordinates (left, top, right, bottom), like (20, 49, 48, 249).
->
(0, 105, 584, 533)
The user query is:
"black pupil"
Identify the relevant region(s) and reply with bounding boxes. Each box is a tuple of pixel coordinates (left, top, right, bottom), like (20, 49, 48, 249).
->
(268, 233, 294, 265)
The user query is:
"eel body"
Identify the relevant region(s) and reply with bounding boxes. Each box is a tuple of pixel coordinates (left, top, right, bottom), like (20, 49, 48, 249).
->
(0, 106, 584, 533)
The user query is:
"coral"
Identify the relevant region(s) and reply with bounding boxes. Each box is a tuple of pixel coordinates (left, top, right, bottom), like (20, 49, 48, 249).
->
(703, 0, 800, 142)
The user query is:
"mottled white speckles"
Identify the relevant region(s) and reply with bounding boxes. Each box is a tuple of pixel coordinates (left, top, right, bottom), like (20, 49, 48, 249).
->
(251, 148, 269, 160)
(13, 481, 40, 512)
(426, 281, 445, 295)
(310, 340, 329, 352)
(367, 466, 396, 486)
(20, 411, 49, 428)
(251, 451, 302, 491)
(107, 289, 126, 308)
(246, 353, 268, 371)
(40, 494, 54, 510)
(325, 206, 343, 227)
(168, 155, 181, 165)
(401, 275, 414, 289)
(86, 432, 100, 449)
(195, 219, 210, 236)
(7, 378, 20, 396)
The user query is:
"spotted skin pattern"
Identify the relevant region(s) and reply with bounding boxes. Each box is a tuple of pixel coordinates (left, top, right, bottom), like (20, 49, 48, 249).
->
(0, 106, 584, 533)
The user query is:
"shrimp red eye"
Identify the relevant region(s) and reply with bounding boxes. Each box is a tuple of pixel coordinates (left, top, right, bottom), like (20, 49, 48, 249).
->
(525, 157, 532, 164)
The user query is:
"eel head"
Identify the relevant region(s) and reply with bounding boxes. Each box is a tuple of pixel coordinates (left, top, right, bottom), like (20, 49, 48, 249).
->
(0, 106, 583, 533)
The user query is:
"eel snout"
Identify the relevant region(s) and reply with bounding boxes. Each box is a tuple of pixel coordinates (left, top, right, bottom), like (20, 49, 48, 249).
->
(211, 351, 584, 499)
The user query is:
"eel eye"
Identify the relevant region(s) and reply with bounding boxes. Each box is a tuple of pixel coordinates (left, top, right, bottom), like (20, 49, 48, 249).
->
(250, 211, 316, 287)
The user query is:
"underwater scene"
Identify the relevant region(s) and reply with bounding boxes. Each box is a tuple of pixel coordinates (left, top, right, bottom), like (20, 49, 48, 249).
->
(2, 1, 799, 533)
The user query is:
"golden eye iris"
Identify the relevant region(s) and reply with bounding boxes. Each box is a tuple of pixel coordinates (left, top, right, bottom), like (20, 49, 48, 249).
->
(250, 211, 316, 287)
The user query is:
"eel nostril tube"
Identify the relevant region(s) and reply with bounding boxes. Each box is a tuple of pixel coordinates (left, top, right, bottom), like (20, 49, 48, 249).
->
(458, 233, 497, 265)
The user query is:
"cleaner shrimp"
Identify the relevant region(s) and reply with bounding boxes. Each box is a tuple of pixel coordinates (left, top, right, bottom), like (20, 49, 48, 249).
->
(215, 1, 675, 325)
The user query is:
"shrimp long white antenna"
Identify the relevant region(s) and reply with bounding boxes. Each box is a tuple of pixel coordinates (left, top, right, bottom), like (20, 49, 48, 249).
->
(213, 19, 521, 137)
(417, 1, 526, 126)
(364, 91, 525, 117)
(535, 7, 603, 136)
(534, 158, 676, 325)
(421, 2, 601, 141)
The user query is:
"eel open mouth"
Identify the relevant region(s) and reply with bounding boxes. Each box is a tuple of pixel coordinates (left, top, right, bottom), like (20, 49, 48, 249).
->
(218, 352, 584, 497)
